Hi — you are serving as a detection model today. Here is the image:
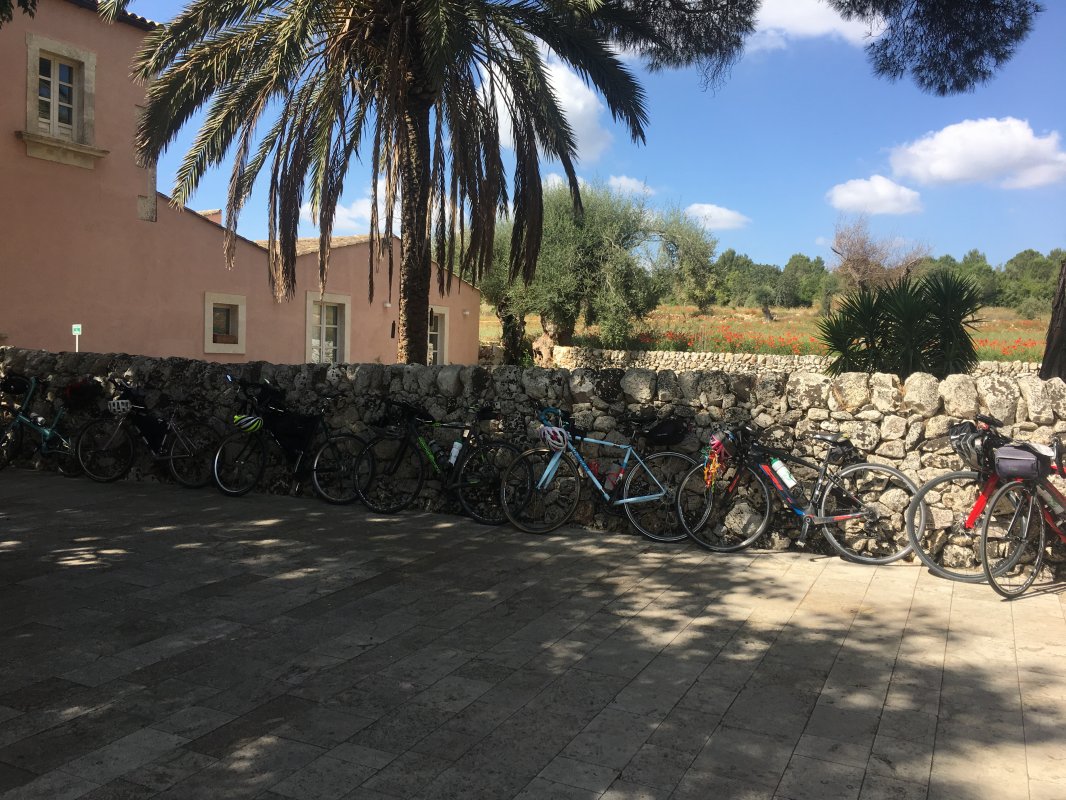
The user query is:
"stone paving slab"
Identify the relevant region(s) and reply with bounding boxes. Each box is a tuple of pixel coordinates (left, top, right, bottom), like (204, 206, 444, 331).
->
(0, 470, 1064, 799)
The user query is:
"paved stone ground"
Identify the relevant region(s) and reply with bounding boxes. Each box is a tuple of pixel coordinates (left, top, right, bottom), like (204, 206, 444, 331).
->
(0, 471, 1064, 800)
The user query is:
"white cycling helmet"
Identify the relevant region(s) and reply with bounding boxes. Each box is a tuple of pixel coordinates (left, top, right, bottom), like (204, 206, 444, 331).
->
(538, 425, 570, 452)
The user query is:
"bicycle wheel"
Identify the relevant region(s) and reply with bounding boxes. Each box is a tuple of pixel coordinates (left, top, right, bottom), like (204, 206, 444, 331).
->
(213, 431, 267, 496)
(500, 447, 582, 534)
(675, 461, 771, 552)
(0, 415, 23, 471)
(905, 470, 991, 582)
(167, 421, 220, 488)
(77, 419, 135, 482)
(981, 480, 1046, 599)
(454, 438, 521, 524)
(623, 451, 697, 542)
(820, 462, 916, 564)
(356, 434, 426, 513)
(312, 433, 368, 504)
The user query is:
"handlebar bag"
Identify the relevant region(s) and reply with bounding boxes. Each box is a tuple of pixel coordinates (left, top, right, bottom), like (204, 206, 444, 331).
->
(644, 418, 688, 447)
(0, 374, 31, 396)
(994, 445, 1050, 480)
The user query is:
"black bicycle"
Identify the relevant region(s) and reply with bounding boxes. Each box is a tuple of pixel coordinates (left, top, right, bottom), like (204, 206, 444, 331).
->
(212, 378, 367, 502)
(676, 422, 920, 564)
(354, 399, 520, 524)
(76, 378, 220, 487)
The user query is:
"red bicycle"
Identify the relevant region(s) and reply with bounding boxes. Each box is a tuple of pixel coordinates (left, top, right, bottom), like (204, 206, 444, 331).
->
(979, 439, 1066, 598)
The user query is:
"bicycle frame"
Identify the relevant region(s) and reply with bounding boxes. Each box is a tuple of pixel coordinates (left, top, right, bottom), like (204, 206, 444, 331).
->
(539, 435, 667, 506)
(747, 443, 873, 539)
(3, 377, 71, 457)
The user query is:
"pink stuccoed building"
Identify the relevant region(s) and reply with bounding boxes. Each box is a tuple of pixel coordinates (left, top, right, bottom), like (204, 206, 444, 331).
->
(0, 0, 481, 365)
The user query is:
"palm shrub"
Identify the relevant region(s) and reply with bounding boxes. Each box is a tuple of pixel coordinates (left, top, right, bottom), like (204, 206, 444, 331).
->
(818, 273, 981, 379)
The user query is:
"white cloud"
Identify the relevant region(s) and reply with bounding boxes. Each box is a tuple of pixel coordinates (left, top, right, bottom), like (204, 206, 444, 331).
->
(890, 117, 1066, 189)
(545, 60, 612, 163)
(301, 180, 398, 233)
(543, 172, 565, 190)
(749, 0, 875, 53)
(608, 175, 654, 195)
(685, 203, 751, 231)
(826, 175, 922, 215)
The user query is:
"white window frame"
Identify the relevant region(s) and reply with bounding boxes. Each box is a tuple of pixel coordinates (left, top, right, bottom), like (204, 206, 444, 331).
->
(305, 292, 351, 364)
(204, 292, 247, 355)
(20, 34, 107, 169)
(428, 306, 449, 366)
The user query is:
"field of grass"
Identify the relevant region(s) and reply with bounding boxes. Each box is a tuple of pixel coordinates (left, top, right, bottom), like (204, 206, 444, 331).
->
(479, 304, 1049, 362)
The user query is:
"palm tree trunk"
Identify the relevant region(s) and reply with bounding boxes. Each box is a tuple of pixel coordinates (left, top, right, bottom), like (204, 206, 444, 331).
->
(397, 97, 433, 365)
(1039, 256, 1066, 381)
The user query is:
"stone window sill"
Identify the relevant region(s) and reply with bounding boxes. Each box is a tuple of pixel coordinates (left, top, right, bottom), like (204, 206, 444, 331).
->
(17, 130, 109, 169)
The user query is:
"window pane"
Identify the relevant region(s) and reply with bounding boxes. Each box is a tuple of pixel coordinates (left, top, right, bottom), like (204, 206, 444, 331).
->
(59, 63, 73, 83)
(38, 79, 51, 99)
(325, 305, 338, 325)
(38, 99, 50, 120)
(213, 305, 233, 335)
(39, 57, 51, 78)
(58, 105, 72, 125)
(59, 84, 72, 103)
(313, 304, 321, 325)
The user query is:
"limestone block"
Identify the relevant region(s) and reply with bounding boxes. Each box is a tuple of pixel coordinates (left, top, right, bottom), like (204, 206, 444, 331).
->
(437, 364, 462, 398)
(975, 374, 1019, 424)
(903, 372, 941, 418)
(881, 415, 908, 441)
(840, 420, 880, 451)
(1018, 374, 1055, 425)
(939, 374, 978, 419)
(870, 373, 902, 412)
(829, 373, 871, 413)
(621, 368, 657, 404)
(786, 372, 830, 411)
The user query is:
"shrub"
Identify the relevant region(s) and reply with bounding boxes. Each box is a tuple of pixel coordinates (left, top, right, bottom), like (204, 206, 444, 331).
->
(818, 273, 981, 379)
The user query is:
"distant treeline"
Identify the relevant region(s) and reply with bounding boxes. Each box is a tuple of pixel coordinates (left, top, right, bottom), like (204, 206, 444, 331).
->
(698, 248, 1064, 318)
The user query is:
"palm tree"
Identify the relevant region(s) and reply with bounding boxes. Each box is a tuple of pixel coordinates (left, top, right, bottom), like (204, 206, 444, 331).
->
(126, 0, 755, 364)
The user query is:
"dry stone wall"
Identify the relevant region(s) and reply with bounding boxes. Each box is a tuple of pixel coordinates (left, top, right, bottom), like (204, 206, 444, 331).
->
(3, 346, 1065, 561)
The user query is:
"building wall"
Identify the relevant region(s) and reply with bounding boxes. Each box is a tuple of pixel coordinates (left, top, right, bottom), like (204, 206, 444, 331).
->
(0, 0, 480, 365)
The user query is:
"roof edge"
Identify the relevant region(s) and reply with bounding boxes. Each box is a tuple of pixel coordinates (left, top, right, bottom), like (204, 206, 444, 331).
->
(63, 0, 157, 31)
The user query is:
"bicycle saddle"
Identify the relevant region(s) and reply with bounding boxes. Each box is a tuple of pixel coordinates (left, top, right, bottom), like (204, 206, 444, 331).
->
(975, 413, 1005, 429)
(809, 431, 844, 444)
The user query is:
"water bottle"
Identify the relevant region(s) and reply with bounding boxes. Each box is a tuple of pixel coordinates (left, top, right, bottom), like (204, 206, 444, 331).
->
(770, 457, 807, 504)
(448, 441, 463, 465)
(604, 463, 624, 491)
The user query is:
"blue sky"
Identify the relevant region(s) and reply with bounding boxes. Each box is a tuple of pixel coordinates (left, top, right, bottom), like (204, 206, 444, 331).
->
(128, 0, 1066, 270)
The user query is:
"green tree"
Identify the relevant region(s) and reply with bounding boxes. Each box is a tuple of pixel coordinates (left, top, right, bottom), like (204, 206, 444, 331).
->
(652, 208, 718, 312)
(483, 184, 675, 356)
(818, 272, 982, 379)
(1001, 249, 1060, 309)
(779, 254, 828, 307)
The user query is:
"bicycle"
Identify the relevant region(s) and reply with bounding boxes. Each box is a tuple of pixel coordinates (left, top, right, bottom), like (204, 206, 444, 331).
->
(212, 378, 367, 502)
(499, 407, 696, 538)
(903, 414, 1012, 582)
(0, 372, 82, 476)
(675, 422, 920, 564)
(978, 438, 1065, 598)
(353, 399, 520, 524)
(77, 378, 221, 487)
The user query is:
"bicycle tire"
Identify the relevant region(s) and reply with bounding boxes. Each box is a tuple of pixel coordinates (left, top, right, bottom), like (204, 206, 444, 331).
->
(167, 420, 220, 488)
(500, 447, 582, 534)
(980, 480, 1046, 599)
(905, 470, 990, 582)
(312, 433, 368, 505)
(0, 414, 23, 471)
(356, 434, 426, 513)
(820, 462, 916, 565)
(453, 438, 521, 524)
(675, 460, 771, 552)
(623, 451, 697, 542)
(213, 431, 267, 496)
(77, 419, 135, 483)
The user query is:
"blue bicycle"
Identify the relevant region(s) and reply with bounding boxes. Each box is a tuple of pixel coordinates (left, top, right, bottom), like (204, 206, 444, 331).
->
(500, 407, 695, 538)
(0, 373, 82, 475)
